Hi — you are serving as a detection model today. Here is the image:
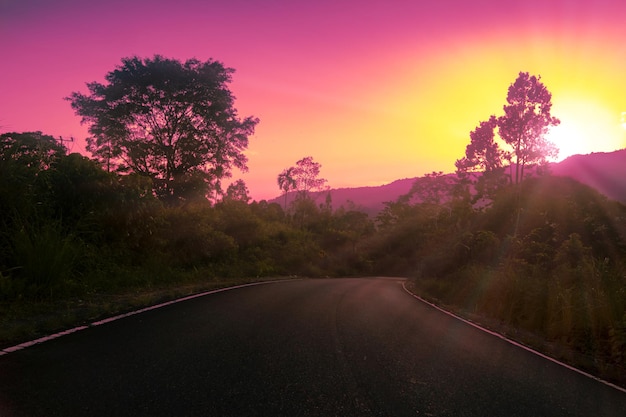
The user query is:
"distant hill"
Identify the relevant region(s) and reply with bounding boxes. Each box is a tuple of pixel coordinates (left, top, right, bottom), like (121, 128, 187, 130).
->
(267, 149, 626, 216)
(268, 178, 419, 217)
(551, 149, 626, 204)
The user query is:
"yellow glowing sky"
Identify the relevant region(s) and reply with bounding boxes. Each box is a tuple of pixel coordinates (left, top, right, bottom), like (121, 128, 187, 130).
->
(2, 1, 625, 200)
(235, 11, 626, 199)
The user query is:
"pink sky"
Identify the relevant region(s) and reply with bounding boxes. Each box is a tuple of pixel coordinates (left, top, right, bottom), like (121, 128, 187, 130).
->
(2, 0, 626, 200)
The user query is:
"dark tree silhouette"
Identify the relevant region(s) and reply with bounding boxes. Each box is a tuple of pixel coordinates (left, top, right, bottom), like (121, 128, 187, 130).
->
(291, 156, 327, 197)
(456, 116, 504, 175)
(456, 116, 508, 199)
(405, 171, 455, 205)
(0, 131, 67, 217)
(498, 72, 559, 184)
(67, 55, 259, 203)
(0, 131, 66, 170)
(278, 156, 327, 207)
(457, 72, 560, 202)
(224, 179, 250, 203)
(277, 167, 297, 209)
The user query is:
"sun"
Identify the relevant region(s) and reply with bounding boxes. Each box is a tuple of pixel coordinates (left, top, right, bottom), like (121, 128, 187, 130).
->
(545, 121, 590, 161)
(546, 96, 625, 161)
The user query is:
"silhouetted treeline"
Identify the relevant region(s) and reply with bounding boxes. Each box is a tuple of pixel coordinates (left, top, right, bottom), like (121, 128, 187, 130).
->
(2, 131, 626, 382)
(0, 132, 376, 300)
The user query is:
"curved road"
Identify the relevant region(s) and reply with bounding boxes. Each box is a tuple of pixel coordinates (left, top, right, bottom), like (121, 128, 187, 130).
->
(0, 278, 625, 416)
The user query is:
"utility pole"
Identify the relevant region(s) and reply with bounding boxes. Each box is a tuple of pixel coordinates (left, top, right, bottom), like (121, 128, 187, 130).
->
(58, 136, 74, 152)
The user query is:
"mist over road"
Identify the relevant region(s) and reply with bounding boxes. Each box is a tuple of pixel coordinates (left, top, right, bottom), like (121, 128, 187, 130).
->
(0, 278, 624, 416)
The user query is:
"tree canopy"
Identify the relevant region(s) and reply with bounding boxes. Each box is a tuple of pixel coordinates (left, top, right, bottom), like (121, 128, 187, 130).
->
(67, 55, 259, 203)
(277, 156, 327, 202)
(456, 72, 559, 186)
(0, 131, 68, 218)
(498, 72, 559, 183)
(455, 116, 503, 175)
(291, 156, 327, 196)
(224, 179, 250, 203)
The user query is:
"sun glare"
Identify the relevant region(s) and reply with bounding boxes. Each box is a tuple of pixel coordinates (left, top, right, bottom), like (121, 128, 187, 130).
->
(546, 122, 589, 161)
(546, 97, 625, 161)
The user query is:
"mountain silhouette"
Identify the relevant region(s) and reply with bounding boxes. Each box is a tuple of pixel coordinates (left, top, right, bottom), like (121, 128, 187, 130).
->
(551, 149, 626, 204)
(268, 149, 626, 216)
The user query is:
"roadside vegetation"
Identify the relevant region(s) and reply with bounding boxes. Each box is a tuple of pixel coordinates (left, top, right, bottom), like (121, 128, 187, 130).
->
(0, 131, 375, 345)
(403, 176, 626, 386)
(1, 61, 625, 387)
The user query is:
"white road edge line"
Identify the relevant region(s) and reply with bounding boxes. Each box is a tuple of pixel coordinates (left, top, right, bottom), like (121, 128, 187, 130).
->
(0, 279, 290, 357)
(401, 280, 626, 395)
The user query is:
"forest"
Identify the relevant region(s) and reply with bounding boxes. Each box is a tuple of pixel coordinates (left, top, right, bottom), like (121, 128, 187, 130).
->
(1, 58, 625, 386)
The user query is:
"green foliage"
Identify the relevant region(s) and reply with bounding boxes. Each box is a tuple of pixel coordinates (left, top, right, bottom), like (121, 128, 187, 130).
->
(5, 220, 82, 299)
(278, 156, 327, 204)
(67, 55, 259, 203)
(3, 126, 626, 384)
(457, 72, 560, 198)
(366, 172, 626, 384)
(460, 230, 501, 265)
(46, 153, 119, 224)
(404, 171, 455, 205)
(456, 116, 505, 176)
(498, 72, 560, 184)
(609, 312, 626, 366)
(0, 131, 67, 220)
(224, 179, 251, 203)
(405, 175, 626, 382)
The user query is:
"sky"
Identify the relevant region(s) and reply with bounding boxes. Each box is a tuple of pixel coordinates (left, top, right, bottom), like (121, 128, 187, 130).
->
(2, 0, 626, 201)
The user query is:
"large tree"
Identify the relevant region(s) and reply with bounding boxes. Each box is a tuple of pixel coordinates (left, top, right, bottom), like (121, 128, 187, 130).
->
(497, 72, 559, 184)
(457, 72, 559, 187)
(277, 156, 327, 212)
(291, 156, 327, 198)
(67, 55, 259, 203)
(455, 116, 508, 199)
(224, 179, 250, 203)
(455, 116, 504, 175)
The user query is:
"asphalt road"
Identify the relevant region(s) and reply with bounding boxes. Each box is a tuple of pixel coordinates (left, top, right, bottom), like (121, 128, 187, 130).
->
(0, 277, 625, 416)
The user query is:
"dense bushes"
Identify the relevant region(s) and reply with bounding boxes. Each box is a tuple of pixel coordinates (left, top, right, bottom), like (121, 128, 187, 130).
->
(0, 193, 377, 299)
(0, 133, 378, 298)
(401, 177, 626, 381)
(2, 131, 626, 381)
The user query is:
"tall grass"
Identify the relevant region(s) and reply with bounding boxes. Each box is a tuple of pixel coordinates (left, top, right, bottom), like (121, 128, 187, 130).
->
(4, 220, 82, 299)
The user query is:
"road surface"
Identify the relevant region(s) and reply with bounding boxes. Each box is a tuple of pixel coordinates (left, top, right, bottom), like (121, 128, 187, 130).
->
(0, 277, 625, 416)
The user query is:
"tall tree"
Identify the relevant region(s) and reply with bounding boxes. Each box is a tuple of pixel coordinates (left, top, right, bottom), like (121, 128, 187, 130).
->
(291, 156, 327, 198)
(277, 167, 297, 210)
(67, 55, 259, 203)
(498, 72, 559, 184)
(224, 179, 250, 203)
(456, 116, 504, 175)
(405, 171, 454, 205)
(456, 116, 508, 199)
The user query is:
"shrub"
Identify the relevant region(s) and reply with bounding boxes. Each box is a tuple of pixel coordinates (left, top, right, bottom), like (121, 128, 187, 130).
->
(7, 221, 82, 299)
